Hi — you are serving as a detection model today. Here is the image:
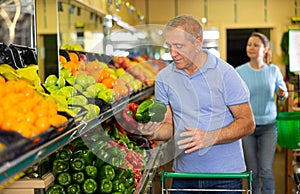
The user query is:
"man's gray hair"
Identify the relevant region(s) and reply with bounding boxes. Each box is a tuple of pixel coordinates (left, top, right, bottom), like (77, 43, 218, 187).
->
(166, 15, 203, 39)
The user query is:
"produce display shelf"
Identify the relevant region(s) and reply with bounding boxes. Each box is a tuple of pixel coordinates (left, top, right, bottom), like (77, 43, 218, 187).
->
(0, 122, 85, 186)
(136, 143, 165, 194)
(77, 86, 154, 135)
(0, 86, 154, 189)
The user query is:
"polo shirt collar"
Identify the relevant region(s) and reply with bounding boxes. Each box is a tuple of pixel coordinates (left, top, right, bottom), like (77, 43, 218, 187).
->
(172, 50, 218, 77)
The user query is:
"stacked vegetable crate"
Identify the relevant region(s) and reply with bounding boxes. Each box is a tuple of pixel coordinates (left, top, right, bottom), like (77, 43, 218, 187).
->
(1, 173, 54, 194)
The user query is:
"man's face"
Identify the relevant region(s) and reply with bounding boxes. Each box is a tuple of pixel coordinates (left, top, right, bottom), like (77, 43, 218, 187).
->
(165, 28, 200, 69)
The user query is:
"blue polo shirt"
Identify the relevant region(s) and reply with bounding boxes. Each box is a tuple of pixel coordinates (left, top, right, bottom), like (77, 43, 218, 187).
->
(155, 50, 250, 173)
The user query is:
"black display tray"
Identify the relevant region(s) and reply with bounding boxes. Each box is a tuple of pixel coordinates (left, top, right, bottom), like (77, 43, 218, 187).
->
(86, 96, 112, 113)
(59, 49, 114, 65)
(0, 109, 85, 166)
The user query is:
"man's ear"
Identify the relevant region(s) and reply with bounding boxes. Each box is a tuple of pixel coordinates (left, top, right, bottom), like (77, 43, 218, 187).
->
(194, 36, 203, 49)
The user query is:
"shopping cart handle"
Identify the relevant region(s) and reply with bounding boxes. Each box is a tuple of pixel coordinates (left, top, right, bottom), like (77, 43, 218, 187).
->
(161, 170, 252, 182)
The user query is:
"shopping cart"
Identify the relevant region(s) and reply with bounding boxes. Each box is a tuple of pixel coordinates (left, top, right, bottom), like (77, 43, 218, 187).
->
(294, 173, 300, 193)
(161, 170, 253, 193)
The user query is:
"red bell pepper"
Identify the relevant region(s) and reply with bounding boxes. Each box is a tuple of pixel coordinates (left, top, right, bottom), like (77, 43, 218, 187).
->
(122, 107, 134, 123)
(133, 168, 142, 187)
(121, 103, 139, 133)
(126, 150, 143, 169)
(128, 103, 139, 119)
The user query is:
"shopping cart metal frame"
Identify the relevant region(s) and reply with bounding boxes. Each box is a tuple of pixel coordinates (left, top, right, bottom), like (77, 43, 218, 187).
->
(294, 172, 300, 193)
(161, 170, 253, 193)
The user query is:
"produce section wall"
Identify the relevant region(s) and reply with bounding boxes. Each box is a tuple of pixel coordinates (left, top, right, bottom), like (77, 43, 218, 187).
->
(132, 0, 299, 74)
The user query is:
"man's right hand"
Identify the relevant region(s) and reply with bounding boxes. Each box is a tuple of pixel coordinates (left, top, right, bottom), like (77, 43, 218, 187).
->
(137, 121, 162, 136)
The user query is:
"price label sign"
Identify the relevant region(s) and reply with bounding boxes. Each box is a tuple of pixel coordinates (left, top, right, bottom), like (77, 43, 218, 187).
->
(289, 29, 300, 72)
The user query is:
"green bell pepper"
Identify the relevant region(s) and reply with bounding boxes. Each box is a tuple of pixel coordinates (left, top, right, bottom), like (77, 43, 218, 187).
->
(55, 147, 72, 161)
(94, 157, 105, 169)
(106, 146, 119, 157)
(46, 184, 66, 194)
(112, 179, 125, 192)
(110, 157, 121, 168)
(85, 165, 97, 179)
(124, 176, 134, 188)
(52, 159, 69, 176)
(70, 157, 86, 171)
(95, 150, 111, 166)
(114, 169, 127, 182)
(91, 140, 107, 155)
(71, 145, 88, 157)
(84, 133, 100, 144)
(99, 164, 115, 180)
(57, 172, 72, 187)
(111, 152, 126, 168)
(99, 178, 112, 193)
(67, 183, 81, 194)
(119, 134, 131, 147)
(124, 169, 135, 187)
(124, 187, 135, 194)
(140, 149, 148, 159)
(135, 99, 167, 122)
(72, 171, 85, 184)
(69, 138, 85, 148)
(108, 127, 121, 141)
(126, 141, 135, 149)
(105, 145, 123, 160)
(81, 149, 96, 166)
(82, 178, 97, 194)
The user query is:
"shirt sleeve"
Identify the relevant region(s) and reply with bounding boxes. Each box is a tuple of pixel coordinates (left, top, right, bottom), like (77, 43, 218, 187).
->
(275, 66, 288, 93)
(154, 73, 169, 105)
(223, 68, 250, 106)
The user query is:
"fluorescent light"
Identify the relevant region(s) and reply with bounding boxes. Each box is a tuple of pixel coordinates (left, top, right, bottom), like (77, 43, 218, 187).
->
(162, 52, 172, 61)
(203, 30, 219, 39)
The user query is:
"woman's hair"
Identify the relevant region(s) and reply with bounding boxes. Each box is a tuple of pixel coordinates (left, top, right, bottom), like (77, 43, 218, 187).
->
(250, 32, 272, 64)
(166, 15, 203, 40)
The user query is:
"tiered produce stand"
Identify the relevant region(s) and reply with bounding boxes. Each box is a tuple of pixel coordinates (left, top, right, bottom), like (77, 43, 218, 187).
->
(0, 1, 167, 193)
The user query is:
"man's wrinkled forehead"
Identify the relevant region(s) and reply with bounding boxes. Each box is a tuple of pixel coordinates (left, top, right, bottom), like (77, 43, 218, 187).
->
(165, 27, 195, 42)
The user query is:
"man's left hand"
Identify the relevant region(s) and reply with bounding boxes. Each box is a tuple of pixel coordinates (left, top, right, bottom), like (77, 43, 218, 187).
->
(178, 126, 218, 154)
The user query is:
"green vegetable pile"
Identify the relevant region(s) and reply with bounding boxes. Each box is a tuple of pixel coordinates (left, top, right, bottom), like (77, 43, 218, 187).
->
(135, 99, 167, 123)
(46, 126, 146, 194)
